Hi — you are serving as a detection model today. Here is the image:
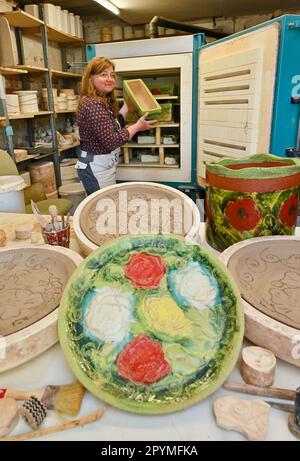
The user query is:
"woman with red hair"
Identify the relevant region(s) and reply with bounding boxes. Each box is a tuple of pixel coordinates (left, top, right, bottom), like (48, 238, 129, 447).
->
(76, 56, 156, 194)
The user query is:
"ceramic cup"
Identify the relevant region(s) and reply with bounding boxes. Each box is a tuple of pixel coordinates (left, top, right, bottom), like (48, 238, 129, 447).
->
(42, 224, 70, 248)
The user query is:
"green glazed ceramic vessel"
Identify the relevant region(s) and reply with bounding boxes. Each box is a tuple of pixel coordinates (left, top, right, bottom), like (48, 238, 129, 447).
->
(123, 79, 162, 120)
(58, 234, 243, 414)
(205, 153, 300, 252)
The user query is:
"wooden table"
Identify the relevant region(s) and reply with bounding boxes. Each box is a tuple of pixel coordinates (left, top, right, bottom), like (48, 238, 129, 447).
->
(0, 213, 299, 441)
(0, 212, 82, 255)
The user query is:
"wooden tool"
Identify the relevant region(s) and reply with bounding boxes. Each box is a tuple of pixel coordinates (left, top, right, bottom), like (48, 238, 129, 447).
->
(21, 396, 47, 430)
(0, 407, 104, 441)
(0, 229, 6, 247)
(0, 382, 85, 417)
(48, 205, 60, 231)
(0, 398, 19, 437)
(31, 200, 51, 231)
(223, 381, 296, 400)
(240, 346, 276, 387)
(288, 387, 300, 438)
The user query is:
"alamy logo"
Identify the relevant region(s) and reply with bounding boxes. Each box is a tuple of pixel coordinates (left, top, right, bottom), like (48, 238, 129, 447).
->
(94, 191, 202, 241)
(0, 336, 6, 360)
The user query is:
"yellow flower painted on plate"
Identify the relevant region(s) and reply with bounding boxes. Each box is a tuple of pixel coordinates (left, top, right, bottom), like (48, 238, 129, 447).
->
(141, 294, 192, 341)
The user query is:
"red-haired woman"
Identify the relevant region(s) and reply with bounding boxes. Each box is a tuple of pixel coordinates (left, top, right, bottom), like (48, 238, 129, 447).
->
(76, 56, 156, 195)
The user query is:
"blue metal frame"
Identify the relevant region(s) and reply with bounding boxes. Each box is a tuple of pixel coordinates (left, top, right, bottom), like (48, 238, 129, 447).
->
(86, 44, 96, 61)
(270, 17, 300, 156)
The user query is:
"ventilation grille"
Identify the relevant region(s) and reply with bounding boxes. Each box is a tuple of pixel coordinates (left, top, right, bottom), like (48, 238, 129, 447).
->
(197, 48, 264, 178)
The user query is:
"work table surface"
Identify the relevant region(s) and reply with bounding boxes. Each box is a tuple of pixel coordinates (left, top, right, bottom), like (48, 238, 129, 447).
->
(0, 212, 299, 441)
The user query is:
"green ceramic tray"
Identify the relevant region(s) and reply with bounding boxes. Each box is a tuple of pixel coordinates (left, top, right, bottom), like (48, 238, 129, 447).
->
(123, 79, 161, 120)
(58, 234, 244, 414)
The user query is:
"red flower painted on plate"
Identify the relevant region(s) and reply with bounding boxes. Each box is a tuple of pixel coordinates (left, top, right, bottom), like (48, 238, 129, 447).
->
(279, 194, 299, 227)
(225, 197, 261, 233)
(124, 252, 166, 289)
(116, 334, 171, 384)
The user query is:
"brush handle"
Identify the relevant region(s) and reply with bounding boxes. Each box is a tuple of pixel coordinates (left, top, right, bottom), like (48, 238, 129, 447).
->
(0, 388, 45, 401)
(48, 205, 60, 231)
(223, 381, 296, 400)
(0, 407, 105, 441)
(31, 201, 51, 231)
(265, 401, 295, 413)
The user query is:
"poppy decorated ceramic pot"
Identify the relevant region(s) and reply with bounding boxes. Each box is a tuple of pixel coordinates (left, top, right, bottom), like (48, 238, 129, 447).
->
(205, 153, 300, 252)
(58, 234, 243, 414)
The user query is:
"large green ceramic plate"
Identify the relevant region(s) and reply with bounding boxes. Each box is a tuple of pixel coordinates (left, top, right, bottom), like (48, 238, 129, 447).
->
(58, 234, 244, 414)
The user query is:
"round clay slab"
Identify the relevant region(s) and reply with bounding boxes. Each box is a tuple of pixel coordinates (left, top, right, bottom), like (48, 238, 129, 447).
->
(59, 234, 243, 414)
(73, 182, 200, 255)
(220, 236, 300, 367)
(227, 239, 300, 329)
(0, 244, 83, 372)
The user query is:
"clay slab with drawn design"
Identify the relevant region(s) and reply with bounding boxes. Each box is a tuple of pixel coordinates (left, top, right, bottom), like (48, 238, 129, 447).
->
(0, 244, 83, 373)
(220, 236, 300, 367)
(73, 182, 201, 256)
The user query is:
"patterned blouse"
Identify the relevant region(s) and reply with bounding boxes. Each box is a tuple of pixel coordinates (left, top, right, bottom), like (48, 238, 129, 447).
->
(77, 96, 129, 155)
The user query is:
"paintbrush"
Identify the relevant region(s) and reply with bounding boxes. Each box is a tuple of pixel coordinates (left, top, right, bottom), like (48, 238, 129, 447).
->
(48, 204, 60, 231)
(265, 401, 295, 413)
(0, 382, 85, 417)
(31, 200, 52, 231)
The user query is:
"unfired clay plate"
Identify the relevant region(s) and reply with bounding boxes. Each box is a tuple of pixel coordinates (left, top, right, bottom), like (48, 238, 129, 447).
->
(228, 240, 300, 329)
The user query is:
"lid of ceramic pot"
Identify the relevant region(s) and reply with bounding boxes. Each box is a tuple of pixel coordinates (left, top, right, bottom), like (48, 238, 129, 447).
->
(206, 153, 300, 180)
(13, 90, 38, 95)
(59, 182, 85, 194)
(0, 176, 26, 192)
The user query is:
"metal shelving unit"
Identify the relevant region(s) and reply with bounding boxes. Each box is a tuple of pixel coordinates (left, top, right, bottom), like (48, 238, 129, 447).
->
(0, 7, 85, 188)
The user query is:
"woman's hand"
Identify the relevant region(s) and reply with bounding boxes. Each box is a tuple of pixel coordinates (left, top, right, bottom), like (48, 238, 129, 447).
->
(126, 113, 157, 141)
(135, 113, 157, 131)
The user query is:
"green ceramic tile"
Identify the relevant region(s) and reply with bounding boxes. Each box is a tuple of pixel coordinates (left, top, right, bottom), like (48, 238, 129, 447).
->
(123, 79, 161, 120)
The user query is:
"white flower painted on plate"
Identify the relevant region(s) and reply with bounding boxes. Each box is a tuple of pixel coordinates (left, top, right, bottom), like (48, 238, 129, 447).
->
(85, 287, 134, 343)
(170, 263, 218, 310)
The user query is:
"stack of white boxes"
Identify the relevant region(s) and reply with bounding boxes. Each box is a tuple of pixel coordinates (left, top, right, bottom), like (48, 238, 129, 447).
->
(24, 3, 84, 39)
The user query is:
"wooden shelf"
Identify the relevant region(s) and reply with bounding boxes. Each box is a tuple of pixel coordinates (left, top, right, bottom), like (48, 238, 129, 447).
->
(155, 122, 179, 127)
(155, 95, 178, 100)
(55, 110, 77, 114)
(16, 154, 39, 163)
(125, 122, 179, 128)
(118, 95, 178, 102)
(0, 66, 28, 75)
(9, 111, 53, 120)
(58, 142, 80, 152)
(13, 65, 47, 73)
(0, 10, 43, 29)
(125, 143, 180, 148)
(46, 26, 84, 45)
(52, 70, 82, 78)
(118, 163, 179, 168)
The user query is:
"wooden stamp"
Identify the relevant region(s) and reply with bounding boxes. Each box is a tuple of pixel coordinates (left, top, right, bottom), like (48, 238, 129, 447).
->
(240, 346, 276, 387)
